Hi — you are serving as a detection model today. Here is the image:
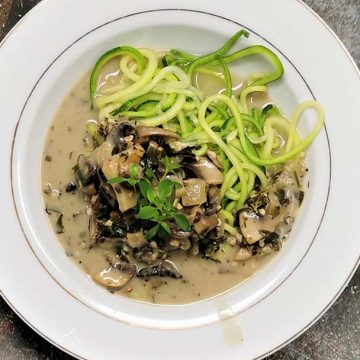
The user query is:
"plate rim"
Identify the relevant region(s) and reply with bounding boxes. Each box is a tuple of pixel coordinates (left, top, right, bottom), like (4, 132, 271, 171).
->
(0, 0, 359, 359)
(11, 7, 332, 329)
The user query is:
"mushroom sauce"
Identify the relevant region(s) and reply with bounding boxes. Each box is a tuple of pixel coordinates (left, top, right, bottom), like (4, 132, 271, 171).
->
(42, 69, 306, 304)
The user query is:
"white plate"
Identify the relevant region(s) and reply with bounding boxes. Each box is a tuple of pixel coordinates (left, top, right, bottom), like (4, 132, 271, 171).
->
(0, 0, 359, 359)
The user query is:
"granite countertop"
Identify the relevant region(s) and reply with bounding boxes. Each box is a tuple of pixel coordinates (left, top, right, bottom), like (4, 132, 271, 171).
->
(0, 1, 359, 359)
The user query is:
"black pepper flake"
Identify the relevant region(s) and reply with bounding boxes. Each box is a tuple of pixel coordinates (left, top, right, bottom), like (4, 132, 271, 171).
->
(66, 182, 77, 192)
(45, 155, 52, 162)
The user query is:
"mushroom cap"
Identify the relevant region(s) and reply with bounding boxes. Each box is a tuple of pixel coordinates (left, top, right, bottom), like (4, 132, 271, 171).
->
(93, 263, 136, 289)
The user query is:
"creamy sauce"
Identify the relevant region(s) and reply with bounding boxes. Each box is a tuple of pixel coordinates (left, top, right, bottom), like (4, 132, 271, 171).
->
(42, 71, 290, 305)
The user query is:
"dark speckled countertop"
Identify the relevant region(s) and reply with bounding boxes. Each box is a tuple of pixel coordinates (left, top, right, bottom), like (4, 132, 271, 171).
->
(0, 1, 359, 359)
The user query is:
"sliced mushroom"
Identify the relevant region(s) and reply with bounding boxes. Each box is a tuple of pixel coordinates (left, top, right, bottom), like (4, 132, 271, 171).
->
(146, 141, 165, 164)
(206, 186, 221, 215)
(89, 213, 98, 242)
(239, 209, 282, 244)
(170, 230, 192, 250)
(102, 154, 122, 180)
(182, 178, 207, 206)
(235, 247, 252, 261)
(74, 154, 97, 188)
(125, 143, 145, 164)
(114, 185, 137, 213)
(206, 150, 223, 169)
(93, 263, 136, 289)
(169, 237, 191, 251)
(126, 231, 147, 248)
(101, 155, 137, 213)
(193, 214, 219, 235)
(274, 216, 294, 239)
(136, 126, 180, 140)
(171, 230, 192, 240)
(189, 157, 223, 185)
(97, 169, 116, 200)
(108, 122, 136, 148)
(134, 244, 163, 264)
(55, 213, 64, 234)
(82, 183, 97, 196)
(136, 260, 181, 279)
(95, 140, 114, 168)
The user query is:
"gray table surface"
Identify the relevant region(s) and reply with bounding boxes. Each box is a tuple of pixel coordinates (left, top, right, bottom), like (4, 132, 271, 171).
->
(0, 0, 359, 359)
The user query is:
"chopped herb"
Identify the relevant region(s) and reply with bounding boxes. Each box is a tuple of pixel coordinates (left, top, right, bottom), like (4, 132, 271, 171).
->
(296, 190, 305, 205)
(160, 156, 181, 178)
(45, 206, 62, 215)
(138, 178, 190, 239)
(293, 171, 301, 188)
(55, 213, 64, 234)
(45, 155, 52, 162)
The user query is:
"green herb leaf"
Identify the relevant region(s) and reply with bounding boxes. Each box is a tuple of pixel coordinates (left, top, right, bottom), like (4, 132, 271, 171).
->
(147, 188, 159, 205)
(158, 179, 174, 200)
(145, 168, 156, 179)
(173, 213, 191, 232)
(159, 221, 171, 234)
(139, 206, 159, 220)
(145, 224, 159, 240)
(129, 163, 139, 179)
(173, 182, 182, 189)
(139, 178, 151, 198)
(107, 176, 137, 186)
(160, 156, 181, 177)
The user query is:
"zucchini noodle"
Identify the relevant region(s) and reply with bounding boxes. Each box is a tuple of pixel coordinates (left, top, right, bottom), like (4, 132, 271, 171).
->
(89, 29, 325, 221)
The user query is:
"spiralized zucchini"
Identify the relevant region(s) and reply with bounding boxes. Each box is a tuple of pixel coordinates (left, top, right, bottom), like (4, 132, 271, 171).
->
(90, 30, 324, 210)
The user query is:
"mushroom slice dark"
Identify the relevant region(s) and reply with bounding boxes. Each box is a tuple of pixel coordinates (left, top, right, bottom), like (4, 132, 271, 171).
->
(189, 157, 223, 185)
(55, 213, 64, 234)
(205, 186, 221, 215)
(89, 213, 98, 242)
(274, 216, 294, 239)
(193, 214, 219, 235)
(169, 230, 192, 251)
(136, 260, 181, 279)
(146, 141, 165, 164)
(108, 122, 136, 148)
(93, 263, 136, 289)
(185, 205, 203, 223)
(239, 209, 282, 244)
(136, 126, 180, 140)
(74, 154, 97, 189)
(97, 169, 116, 200)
